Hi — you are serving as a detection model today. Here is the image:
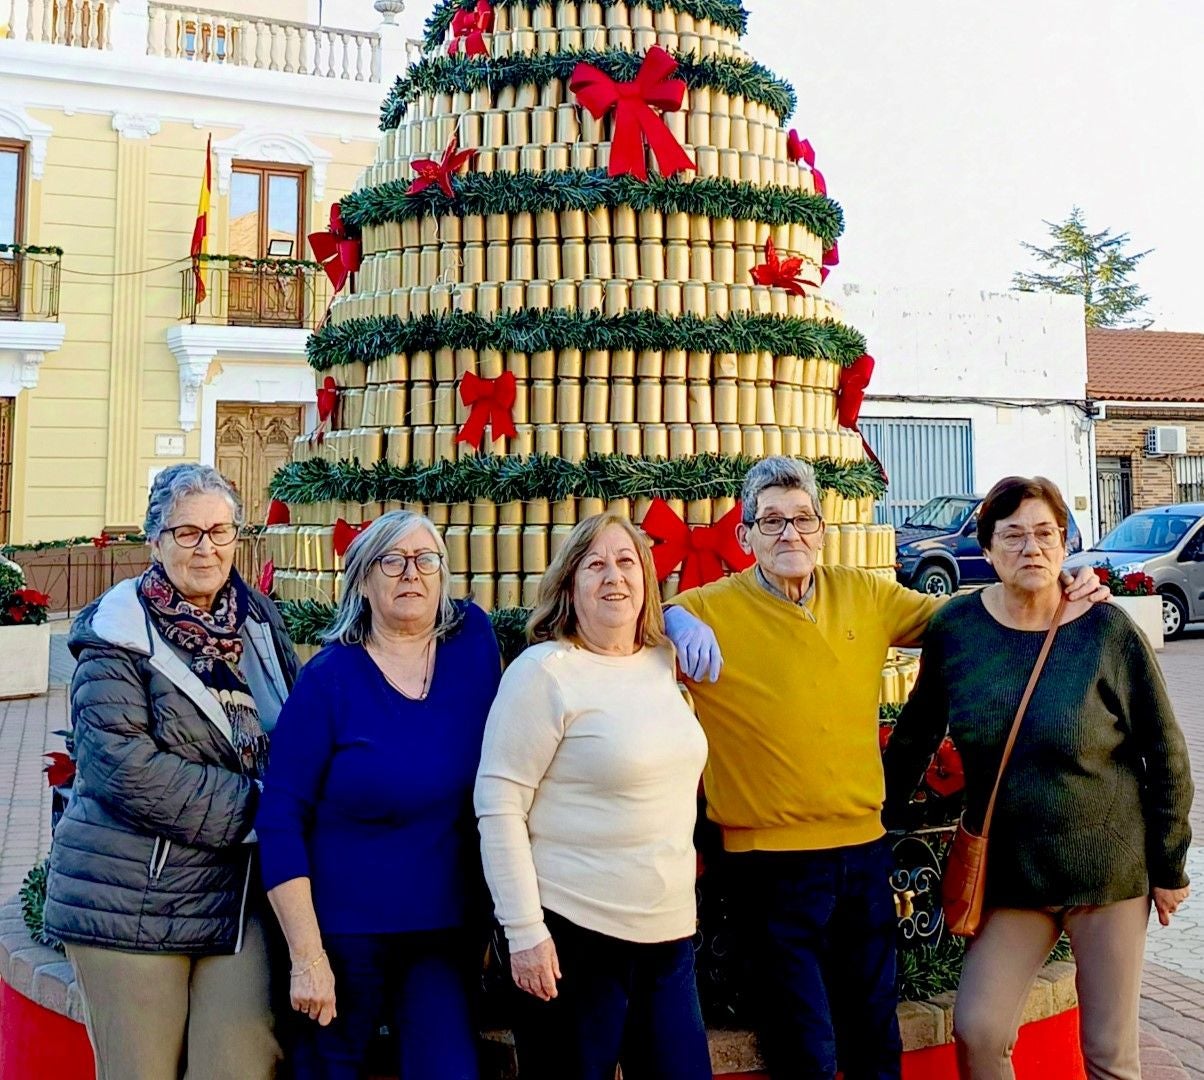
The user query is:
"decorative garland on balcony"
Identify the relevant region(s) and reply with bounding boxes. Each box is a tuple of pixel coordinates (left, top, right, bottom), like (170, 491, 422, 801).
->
(342, 170, 843, 242)
(0, 526, 266, 557)
(423, 0, 750, 52)
(269, 452, 886, 506)
(0, 243, 64, 257)
(307, 309, 867, 372)
(197, 253, 324, 273)
(380, 49, 795, 129)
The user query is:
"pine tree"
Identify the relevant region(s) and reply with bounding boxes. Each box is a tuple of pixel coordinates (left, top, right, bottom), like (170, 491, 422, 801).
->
(1012, 207, 1152, 328)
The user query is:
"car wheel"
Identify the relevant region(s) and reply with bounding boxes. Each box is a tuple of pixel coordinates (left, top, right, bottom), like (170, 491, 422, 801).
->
(915, 564, 955, 596)
(1160, 590, 1188, 640)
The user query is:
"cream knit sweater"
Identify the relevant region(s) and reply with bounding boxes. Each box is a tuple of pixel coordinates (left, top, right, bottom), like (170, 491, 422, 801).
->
(474, 640, 708, 951)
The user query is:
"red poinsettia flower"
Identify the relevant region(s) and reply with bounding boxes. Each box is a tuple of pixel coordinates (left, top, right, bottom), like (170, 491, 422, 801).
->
(1122, 571, 1156, 595)
(924, 737, 965, 798)
(44, 752, 76, 789)
(6, 604, 26, 622)
(750, 237, 815, 296)
(91, 534, 111, 549)
(879, 722, 894, 751)
(14, 588, 51, 606)
(408, 134, 478, 200)
(1093, 565, 1111, 585)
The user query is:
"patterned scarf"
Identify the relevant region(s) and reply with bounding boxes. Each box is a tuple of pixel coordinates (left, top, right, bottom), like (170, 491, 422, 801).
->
(139, 560, 269, 780)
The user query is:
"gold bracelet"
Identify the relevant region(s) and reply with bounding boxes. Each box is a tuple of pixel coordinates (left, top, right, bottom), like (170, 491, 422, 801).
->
(289, 950, 327, 978)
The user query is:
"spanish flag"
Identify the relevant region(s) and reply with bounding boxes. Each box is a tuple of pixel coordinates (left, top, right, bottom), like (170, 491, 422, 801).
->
(190, 134, 212, 303)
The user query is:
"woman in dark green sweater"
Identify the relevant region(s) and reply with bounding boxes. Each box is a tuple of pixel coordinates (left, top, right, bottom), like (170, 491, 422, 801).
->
(884, 475, 1193, 1080)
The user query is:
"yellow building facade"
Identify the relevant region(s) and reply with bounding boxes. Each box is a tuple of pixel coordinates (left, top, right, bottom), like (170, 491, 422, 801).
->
(0, 0, 422, 542)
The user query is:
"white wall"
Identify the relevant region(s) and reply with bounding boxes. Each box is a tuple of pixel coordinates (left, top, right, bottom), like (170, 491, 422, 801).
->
(837, 284, 1097, 543)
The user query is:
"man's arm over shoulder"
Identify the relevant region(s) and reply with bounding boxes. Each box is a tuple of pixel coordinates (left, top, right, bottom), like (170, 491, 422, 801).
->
(871, 573, 945, 647)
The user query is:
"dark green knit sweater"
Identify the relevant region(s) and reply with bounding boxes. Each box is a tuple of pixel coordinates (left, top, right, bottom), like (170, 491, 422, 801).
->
(883, 593, 1193, 909)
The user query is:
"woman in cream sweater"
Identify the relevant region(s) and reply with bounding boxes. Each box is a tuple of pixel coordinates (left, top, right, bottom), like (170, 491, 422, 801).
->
(474, 512, 711, 1080)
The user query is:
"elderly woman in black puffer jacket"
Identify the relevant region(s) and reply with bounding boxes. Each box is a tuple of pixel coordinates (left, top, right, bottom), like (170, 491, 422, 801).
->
(44, 463, 298, 1080)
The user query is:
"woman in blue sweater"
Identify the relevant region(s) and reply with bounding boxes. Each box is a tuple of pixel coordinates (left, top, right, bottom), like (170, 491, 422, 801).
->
(257, 510, 501, 1079)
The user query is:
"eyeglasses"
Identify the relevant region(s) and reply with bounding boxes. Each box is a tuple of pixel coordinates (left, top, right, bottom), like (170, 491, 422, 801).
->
(993, 526, 1065, 552)
(373, 552, 444, 577)
(750, 514, 824, 537)
(161, 523, 239, 548)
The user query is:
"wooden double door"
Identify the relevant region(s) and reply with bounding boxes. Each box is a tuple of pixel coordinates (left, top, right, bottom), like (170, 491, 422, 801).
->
(215, 403, 302, 525)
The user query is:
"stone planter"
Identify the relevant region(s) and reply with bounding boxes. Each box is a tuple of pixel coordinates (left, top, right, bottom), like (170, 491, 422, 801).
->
(1112, 594, 1164, 651)
(0, 623, 52, 699)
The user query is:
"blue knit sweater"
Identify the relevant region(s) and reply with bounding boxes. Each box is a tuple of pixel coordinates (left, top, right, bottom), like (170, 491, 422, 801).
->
(257, 603, 501, 935)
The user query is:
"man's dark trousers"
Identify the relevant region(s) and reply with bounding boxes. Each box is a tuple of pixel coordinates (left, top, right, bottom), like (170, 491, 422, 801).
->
(729, 837, 902, 1080)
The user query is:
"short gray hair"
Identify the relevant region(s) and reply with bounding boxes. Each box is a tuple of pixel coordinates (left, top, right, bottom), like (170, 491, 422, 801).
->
(323, 510, 460, 645)
(741, 457, 822, 523)
(145, 464, 243, 540)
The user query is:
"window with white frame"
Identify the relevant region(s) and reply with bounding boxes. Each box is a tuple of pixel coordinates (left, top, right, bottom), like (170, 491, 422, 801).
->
(1174, 455, 1204, 503)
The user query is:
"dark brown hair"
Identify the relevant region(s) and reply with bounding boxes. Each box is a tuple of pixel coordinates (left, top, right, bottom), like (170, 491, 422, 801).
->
(977, 476, 1070, 551)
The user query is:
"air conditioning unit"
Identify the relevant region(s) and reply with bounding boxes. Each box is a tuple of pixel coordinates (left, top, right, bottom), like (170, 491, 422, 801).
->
(1145, 426, 1188, 456)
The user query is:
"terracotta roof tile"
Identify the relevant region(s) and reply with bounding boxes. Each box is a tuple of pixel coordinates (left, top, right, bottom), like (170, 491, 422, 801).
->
(1087, 329, 1204, 402)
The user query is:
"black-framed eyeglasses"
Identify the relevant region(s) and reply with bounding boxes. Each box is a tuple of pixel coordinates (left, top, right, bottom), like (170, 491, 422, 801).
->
(373, 552, 444, 577)
(161, 523, 239, 548)
(749, 514, 824, 537)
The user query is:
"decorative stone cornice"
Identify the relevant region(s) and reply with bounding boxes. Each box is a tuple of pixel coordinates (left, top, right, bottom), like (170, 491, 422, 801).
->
(211, 128, 332, 200)
(0, 105, 53, 180)
(111, 112, 161, 140)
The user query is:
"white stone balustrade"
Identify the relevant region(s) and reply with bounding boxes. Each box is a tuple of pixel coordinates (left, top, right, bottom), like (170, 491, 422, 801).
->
(145, 1, 382, 81)
(17, 0, 111, 48)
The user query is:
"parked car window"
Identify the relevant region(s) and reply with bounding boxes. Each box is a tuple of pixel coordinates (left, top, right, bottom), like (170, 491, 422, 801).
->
(1097, 513, 1198, 554)
(905, 496, 977, 530)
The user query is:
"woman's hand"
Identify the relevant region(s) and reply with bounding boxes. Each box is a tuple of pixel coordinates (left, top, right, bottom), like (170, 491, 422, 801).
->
(1061, 565, 1111, 605)
(290, 951, 337, 1025)
(1153, 886, 1191, 926)
(510, 937, 561, 1002)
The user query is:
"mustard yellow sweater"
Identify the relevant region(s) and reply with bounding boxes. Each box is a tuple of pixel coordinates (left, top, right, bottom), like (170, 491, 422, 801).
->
(670, 566, 939, 852)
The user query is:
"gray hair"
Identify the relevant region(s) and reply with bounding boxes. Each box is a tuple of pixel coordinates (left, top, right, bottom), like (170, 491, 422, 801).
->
(740, 456, 822, 523)
(145, 464, 243, 540)
(323, 510, 460, 645)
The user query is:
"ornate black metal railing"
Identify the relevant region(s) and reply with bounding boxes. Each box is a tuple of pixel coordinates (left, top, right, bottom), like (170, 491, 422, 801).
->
(0, 250, 62, 321)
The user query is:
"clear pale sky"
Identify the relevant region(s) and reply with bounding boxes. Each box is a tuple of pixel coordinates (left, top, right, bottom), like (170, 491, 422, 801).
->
(740, 0, 1204, 329)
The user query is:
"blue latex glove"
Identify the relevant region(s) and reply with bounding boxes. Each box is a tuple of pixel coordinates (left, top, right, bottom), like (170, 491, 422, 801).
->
(664, 605, 723, 683)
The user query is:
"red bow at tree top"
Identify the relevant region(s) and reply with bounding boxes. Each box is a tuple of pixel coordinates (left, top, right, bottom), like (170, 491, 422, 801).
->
(642, 499, 755, 590)
(307, 202, 362, 293)
(751, 237, 815, 295)
(456, 371, 518, 448)
(836, 353, 888, 482)
(448, 0, 493, 56)
(408, 134, 478, 199)
(334, 518, 375, 558)
(569, 46, 695, 181)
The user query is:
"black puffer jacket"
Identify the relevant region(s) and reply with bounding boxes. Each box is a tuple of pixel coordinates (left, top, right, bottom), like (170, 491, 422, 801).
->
(44, 576, 298, 954)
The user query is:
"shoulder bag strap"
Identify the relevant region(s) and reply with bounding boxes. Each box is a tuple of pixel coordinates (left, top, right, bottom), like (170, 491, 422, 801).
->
(980, 595, 1067, 839)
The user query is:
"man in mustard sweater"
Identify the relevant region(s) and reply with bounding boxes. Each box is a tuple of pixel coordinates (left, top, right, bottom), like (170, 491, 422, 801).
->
(664, 457, 1105, 1080)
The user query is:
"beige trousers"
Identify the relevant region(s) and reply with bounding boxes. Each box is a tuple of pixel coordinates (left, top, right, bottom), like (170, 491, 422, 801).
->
(953, 896, 1150, 1080)
(66, 913, 281, 1080)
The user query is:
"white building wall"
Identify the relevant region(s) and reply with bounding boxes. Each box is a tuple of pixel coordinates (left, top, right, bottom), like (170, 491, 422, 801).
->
(837, 284, 1097, 543)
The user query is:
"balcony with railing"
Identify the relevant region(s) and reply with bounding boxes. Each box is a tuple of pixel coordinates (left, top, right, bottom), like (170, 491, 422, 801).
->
(0, 248, 62, 322)
(180, 258, 329, 329)
(6, 0, 394, 82)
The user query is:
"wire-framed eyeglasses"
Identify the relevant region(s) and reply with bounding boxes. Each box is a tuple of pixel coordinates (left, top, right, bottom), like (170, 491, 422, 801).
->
(160, 523, 239, 548)
(373, 552, 444, 577)
(993, 526, 1065, 552)
(750, 514, 825, 537)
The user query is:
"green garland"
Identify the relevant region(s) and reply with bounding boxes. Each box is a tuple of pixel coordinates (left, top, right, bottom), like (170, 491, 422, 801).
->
(423, 0, 749, 51)
(20, 859, 62, 954)
(381, 48, 794, 130)
(307, 309, 866, 372)
(198, 253, 323, 273)
(343, 169, 843, 242)
(269, 452, 886, 506)
(0, 532, 147, 555)
(0, 243, 63, 257)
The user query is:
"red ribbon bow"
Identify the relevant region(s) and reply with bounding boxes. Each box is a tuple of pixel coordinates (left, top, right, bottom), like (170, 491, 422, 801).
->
(266, 499, 291, 526)
(448, 0, 493, 56)
(307, 202, 362, 293)
(257, 560, 276, 596)
(750, 237, 815, 295)
(334, 518, 375, 558)
(837, 354, 888, 482)
(925, 737, 966, 798)
(408, 133, 478, 200)
(455, 371, 518, 448)
(569, 46, 695, 181)
(44, 752, 76, 790)
(642, 499, 754, 590)
(786, 129, 815, 167)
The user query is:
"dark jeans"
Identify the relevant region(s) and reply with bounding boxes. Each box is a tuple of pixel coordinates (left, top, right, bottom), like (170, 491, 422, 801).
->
(292, 928, 480, 1080)
(729, 838, 902, 1080)
(513, 909, 712, 1080)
